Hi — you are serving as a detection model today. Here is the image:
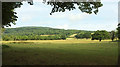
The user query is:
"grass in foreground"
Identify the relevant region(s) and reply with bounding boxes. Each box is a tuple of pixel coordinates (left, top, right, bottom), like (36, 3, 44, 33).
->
(2, 40, 118, 65)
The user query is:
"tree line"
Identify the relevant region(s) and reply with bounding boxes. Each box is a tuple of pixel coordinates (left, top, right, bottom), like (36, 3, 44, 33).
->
(2, 34, 66, 41)
(2, 27, 93, 41)
(75, 30, 118, 42)
(2, 27, 117, 41)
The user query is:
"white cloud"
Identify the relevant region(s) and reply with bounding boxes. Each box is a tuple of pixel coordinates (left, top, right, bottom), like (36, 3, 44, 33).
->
(53, 24, 69, 30)
(68, 13, 89, 22)
(32, 0, 43, 2)
(102, 0, 118, 2)
(77, 23, 118, 31)
(15, 2, 49, 13)
(9, 1, 117, 31)
(49, 13, 89, 22)
(20, 15, 32, 22)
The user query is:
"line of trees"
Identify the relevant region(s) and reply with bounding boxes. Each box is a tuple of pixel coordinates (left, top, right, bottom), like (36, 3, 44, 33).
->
(2, 35, 66, 41)
(91, 30, 110, 41)
(2, 27, 118, 41)
(2, 27, 92, 41)
(91, 30, 118, 41)
(75, 30, 118, 42)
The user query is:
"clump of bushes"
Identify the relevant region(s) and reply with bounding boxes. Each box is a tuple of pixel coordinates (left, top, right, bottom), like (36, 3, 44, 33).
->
(2, 44, 10, 49)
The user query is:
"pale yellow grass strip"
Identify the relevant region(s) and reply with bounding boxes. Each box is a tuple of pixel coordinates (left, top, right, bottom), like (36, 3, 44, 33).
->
(2, 39, 111, 44)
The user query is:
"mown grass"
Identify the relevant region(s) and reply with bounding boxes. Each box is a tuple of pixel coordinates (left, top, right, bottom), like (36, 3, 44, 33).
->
(2, 40, 118, 65)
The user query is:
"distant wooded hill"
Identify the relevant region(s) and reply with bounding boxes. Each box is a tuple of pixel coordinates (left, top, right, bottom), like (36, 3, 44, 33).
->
(2, 26, 94, 41)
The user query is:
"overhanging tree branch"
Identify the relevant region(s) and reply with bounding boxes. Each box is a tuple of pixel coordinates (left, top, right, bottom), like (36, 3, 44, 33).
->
(2, 0, 103, 27)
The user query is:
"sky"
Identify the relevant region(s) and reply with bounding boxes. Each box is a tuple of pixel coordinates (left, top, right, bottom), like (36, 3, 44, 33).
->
(7, 0, 118, 31)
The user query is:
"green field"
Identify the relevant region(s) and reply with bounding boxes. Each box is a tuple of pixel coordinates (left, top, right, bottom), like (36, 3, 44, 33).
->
(2, 39, 118, 65)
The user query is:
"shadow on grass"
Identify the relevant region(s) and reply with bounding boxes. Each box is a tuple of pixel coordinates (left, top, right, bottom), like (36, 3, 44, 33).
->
(9, 42, 35, 44)
(2, 42, 118, 65)
(109, 40, 119, 42)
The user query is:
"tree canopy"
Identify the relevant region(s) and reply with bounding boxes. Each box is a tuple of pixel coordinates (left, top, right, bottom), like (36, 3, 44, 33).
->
(2, 2, 23, 27)
(2, 0, 103, 27)
(47, 2, 103, 15)
(91, 30, 110, 41)
(110, 31, 115, 41)
(75, 32, 91, 39)
(117, 24, 120, 40)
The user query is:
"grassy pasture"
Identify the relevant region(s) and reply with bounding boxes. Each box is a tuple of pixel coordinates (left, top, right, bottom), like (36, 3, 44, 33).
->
(2, 39, 118, 65)
(69, 34, 77, 38)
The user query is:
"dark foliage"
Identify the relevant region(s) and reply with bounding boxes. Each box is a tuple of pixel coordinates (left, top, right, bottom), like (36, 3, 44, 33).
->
(2, 44, 10, 49)
(75, 32, 91, 39)
(91, 30, 110, 41)
(117, 25, 120, 40)
(47, 2, 103, 15)
(110, 31, 115, 41)
(2, 2, 23, 27)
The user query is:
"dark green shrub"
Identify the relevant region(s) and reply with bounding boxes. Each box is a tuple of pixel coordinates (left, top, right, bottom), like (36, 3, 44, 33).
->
(2, 44, 10, 49)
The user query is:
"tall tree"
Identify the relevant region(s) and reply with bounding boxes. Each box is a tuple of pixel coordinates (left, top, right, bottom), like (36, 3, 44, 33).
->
(110, 31, 115, 41)
(118, 23, 120, 40)
(2, 2, 23, 27)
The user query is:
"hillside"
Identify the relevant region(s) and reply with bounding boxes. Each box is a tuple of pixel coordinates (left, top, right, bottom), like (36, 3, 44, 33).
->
(2, 26, 94, 41)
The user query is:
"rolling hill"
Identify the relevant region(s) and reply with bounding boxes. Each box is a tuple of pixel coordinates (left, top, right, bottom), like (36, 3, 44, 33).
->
(2, 26, 94, 40)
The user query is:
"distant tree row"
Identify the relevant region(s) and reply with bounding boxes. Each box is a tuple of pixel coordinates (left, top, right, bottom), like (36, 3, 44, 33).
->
(2, 35, 66, 41)
(2, 27, 93, 41)
(91, 30, 110, 41)
(3, 27, 84, 36)
(91, 30, 117, 41)
(3, 27, 117, 41)
(75, 30, 118, 42)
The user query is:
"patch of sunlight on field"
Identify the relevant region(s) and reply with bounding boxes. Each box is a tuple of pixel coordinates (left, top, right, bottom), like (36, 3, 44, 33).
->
(69, 34, 77, 37)
(66, 38, 76, 40)
(2, 39, 112, 44)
